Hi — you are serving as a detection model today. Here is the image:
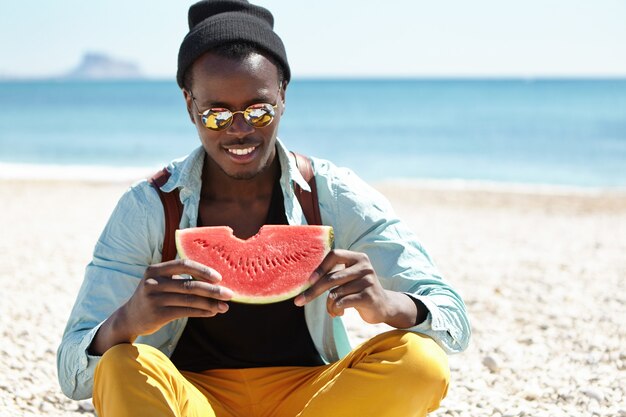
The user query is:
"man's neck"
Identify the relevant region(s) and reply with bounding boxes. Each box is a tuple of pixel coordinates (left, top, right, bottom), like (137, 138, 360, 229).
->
(200, 154, 280, 204)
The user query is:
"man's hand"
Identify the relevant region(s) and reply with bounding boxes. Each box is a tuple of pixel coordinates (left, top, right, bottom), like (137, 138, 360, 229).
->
(294, 249, 424, 328)
(122, 259, 234, 337)
(90, 259, 233, 355)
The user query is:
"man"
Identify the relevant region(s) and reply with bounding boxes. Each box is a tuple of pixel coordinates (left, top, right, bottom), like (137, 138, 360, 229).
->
(57, 1, 470, 416)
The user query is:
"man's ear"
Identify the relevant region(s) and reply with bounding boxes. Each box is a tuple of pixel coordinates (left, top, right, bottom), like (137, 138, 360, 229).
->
(182, 89, 196, 124)
(280, 81, 287, 115)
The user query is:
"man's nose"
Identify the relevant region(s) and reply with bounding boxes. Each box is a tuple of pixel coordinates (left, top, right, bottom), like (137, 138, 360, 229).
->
(226, 112, 255, 137)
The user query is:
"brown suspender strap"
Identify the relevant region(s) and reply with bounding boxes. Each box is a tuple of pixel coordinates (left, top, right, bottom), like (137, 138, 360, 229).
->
(148, 168, 183, 262)
(291, 152, 322, 226)
(150, 152, 320, 262)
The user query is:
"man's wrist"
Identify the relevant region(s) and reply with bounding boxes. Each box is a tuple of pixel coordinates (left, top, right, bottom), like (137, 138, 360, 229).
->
(88, 305, 136, 356)
(110, 304, 138, 344)
(383, 291, 427, 329)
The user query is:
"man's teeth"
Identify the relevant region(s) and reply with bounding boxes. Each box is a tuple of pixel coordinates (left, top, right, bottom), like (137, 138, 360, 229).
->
(228, 147, 256, 156)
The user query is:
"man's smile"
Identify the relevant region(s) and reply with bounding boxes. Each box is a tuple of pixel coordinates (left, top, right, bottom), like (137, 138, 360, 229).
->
(226, 146, 257, 156)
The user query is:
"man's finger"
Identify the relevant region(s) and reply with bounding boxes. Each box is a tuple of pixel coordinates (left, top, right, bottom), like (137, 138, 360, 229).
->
(308, 249, 361, 284)
(328, 292, 367, 317)
(295, 270, 341, 306)
(162, 305, 227, 321)
(156, 292, 230, 312)
(144, 259, 222, 283)
(295, 264, 365, 306)
(326, 279, 369, 316)
(150, 277, 234, 301)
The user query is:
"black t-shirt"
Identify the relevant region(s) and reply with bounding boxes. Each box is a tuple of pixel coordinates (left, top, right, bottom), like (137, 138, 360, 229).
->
(170, 181, 324, 371)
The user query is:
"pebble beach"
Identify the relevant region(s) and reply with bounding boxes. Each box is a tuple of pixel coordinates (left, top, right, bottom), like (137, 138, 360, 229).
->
(0, 178, 624, 417)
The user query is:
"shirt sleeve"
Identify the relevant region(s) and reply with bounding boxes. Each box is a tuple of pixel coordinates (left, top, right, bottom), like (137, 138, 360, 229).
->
(313, 160, 471, 354)
(56, 182, 162, 400)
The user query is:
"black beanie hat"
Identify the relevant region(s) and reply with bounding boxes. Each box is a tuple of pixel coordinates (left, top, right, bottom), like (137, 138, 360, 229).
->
(176, 0, 290, 88)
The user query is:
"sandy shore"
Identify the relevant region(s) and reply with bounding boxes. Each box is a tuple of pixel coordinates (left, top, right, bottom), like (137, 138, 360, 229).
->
(0, 178, 624, 417)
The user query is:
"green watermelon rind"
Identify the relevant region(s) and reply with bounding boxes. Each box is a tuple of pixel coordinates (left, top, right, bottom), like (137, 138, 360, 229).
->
(174, 225, 334, 304)
(231, 282, 313, 304)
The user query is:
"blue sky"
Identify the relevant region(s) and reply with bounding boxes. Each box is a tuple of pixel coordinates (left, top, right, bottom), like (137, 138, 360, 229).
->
(1, 0, 625, 79)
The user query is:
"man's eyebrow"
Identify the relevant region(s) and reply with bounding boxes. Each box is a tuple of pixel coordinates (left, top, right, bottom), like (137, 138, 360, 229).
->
(198, 100, 230, 109)
(197, 92, 276, 109)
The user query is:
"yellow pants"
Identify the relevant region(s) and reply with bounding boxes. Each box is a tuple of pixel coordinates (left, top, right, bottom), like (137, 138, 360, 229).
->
(93, 330, 449, 417)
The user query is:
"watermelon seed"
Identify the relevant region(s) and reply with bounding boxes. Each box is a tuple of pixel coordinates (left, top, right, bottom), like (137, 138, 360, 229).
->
(193, 238, 211, 248)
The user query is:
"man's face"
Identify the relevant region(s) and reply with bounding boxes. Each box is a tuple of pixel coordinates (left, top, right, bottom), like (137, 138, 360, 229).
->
(183, 51, 285, 181)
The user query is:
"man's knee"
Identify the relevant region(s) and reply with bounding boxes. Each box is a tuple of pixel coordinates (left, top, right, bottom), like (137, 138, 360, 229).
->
(352, 330, 450, 412)
(368, 330, 450, 388)
(93, 344, 199, 417)
(95, 343, 167, 379)
(404, 332, 450, 387)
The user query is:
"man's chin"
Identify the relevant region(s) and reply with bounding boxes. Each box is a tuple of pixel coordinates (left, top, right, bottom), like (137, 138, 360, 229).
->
(221, 159, 273, 181)
(205, 144, 277, 181)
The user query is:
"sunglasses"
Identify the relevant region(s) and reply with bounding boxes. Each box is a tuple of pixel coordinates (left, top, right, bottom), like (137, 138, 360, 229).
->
(189, 87, 281, 131)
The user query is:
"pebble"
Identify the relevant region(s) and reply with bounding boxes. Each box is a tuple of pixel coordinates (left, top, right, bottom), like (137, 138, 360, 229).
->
(581, 387, 605, 402)
(39, 401, 56, 413)
(64, 402, 79, 411)
(523, 387, 542, 401)
(482, 355, 500, 372)
(14, 389, 33, 401)
(78, 400, 95, 412)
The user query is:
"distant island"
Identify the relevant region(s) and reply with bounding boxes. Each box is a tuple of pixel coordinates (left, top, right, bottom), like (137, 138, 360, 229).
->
(61, 52, 144, 80)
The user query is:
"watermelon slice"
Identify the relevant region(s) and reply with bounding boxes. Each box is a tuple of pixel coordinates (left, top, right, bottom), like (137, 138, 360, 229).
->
(175, 225, 333, 304)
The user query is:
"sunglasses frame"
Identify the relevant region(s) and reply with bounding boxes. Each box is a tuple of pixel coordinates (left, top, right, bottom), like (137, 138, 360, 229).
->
(189, 86, 282, 131)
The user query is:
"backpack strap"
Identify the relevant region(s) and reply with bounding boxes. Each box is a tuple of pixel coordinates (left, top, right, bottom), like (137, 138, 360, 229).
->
(148, 168, 183, 262)
(291, 152, 322, 226)
(150, 152, 321, 262)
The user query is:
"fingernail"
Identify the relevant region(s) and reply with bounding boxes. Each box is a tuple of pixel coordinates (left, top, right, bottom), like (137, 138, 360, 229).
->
(309, 271, 320, 284)
(222, 287, 235, 299)
(218, 302, 229, 312)
(209, 269, 222, 281)
(294, 295, 305, 306)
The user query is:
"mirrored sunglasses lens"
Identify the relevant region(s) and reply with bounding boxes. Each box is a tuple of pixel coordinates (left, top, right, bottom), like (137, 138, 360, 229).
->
(245, 103, 275, 127)
(202, 109, 232, 130)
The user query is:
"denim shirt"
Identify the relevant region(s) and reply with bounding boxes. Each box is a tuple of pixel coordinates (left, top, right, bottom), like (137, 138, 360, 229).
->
(57, 138, 471, 400)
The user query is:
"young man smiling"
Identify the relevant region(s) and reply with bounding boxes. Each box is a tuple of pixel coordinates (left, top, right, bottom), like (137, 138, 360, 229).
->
(57, 1, 470, 416)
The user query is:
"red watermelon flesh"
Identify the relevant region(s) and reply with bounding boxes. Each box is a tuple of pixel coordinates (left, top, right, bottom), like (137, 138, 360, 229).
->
(175, 225, 333, 304)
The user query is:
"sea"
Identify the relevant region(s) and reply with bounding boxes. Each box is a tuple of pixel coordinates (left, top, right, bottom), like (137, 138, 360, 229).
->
(1, 79, 625, 188)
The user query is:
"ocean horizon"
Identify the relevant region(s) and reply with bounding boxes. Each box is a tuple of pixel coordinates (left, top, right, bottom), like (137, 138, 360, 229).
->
(1, 78, 625, 188)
